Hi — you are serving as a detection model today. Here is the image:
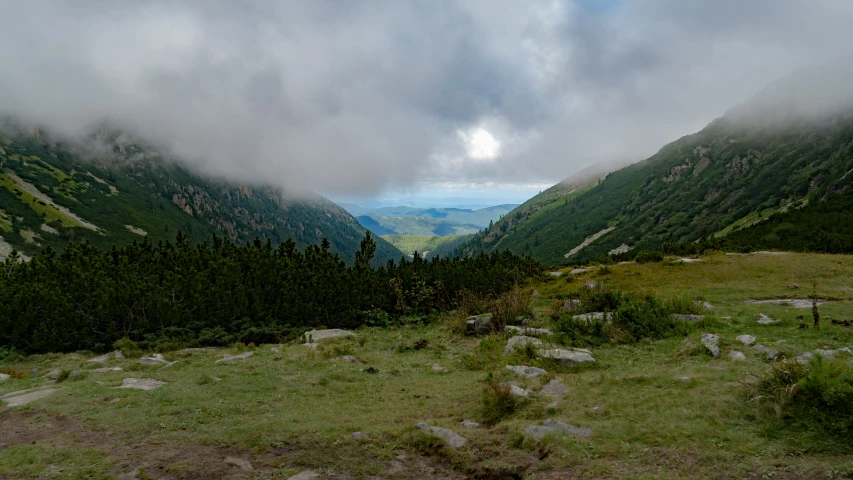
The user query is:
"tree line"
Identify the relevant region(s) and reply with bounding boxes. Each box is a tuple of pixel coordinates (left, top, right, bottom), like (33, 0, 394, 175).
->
(0, 232, 541, 354)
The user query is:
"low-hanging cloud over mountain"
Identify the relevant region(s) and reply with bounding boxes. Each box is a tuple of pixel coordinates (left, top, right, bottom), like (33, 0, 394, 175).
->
(1, 0, 852, 196)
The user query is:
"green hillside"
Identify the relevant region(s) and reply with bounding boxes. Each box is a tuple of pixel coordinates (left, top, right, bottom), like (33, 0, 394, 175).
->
(0, 126, 401, 265)
(353, 204, 517, 237)
(456, 81, 853, 266)
(381, 234, 473, 258)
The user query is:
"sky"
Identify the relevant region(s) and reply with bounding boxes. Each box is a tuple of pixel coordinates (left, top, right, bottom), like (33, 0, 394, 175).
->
(1, 1, 853, 207)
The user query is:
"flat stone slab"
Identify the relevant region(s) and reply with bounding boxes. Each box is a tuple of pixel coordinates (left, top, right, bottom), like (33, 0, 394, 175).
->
(215, 352, 254, 364)
(570, 268, 593, 275)
(672, 314, 705, 322)
(548, 271, 563, 277)
(676, 258, 704, 263)
(87, 350, 124, 363)
(115, 378, 167, 391)
(753, 344, 782, 361)
(757, 314, 780, 325)
(573, 312, 611, 321)
(461, 420, 480, 428)
(2, 388, 63, 407)
(736, 335, 756, 346)
(288, 471, 321, 480)
(747, 298, 828, 308)
(303, 329, 356, 342)
(540, 348, 595, 364)
(540, 379, 568, 400)
(91, 367, 123, 373)
(505, 326, 553, 337)
(140, 354, 170, 365)
(524, 419, 591, 440)
(505, 365, 547, 378)
(751, 251, 788, 255)
(729, 350, 747, 361)
(224, 456, 253, 471)
(701, 333, 720, 357)
(415, 422, 467, 448)
(504, 336, 542, 355)
(0, 373, 9, 382)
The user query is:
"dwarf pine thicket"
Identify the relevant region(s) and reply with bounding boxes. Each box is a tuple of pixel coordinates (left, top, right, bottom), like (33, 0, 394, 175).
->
(0, 232, 541, 354)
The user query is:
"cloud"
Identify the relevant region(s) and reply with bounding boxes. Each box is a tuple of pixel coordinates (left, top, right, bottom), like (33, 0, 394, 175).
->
(0, 1, 852, 196)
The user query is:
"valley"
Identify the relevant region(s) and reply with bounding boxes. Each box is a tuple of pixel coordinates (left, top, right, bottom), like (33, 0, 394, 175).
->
(3, 252, 852, 479)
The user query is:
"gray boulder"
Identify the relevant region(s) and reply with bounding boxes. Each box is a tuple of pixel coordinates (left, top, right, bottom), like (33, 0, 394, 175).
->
(139, 354, 169, 365)
(539, 348, 595, 364)
(431, 363, 449, 373)
(288, 471, 321, 480)
(728, 350, 747, 361)
(1, 387, 63, 407)
(215, 351, 254, 364)
(505, 365, 547, 378)
(757, 314, 780, 325)
(115, 378, 167, 391)
(224, 456, 253, 471)
(504, 336, 542, 355)
(753, 344, 782, 361)
(303, 329, 356, 342)
(540, 379, 568, 400)
(701, 333, 720, 357)
(500, 382, 530, 397)
(570, 268, 592, 275)
(505, 325, 553, 337)
(524, 419, 591, 440)
(466, 314, 494, 335)
(736, 335, 756, 346)
(415, 422, 468, 448)
(573, 312, 610, 322)
(461, 420, 481, 428)
(795, 352, 815, 364)
(0, 373, 9, 382)
(672, 314, 705, 322)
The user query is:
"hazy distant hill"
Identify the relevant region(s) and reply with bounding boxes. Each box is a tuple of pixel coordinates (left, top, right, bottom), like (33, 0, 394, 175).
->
(347, 204, 518, 237)
(0, 124, 402, 265)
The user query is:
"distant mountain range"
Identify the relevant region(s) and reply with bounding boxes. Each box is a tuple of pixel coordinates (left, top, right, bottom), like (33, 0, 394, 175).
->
(341, 203, 519, 237)
(453, 66, 853, 265)
(0, 123, 402, 265)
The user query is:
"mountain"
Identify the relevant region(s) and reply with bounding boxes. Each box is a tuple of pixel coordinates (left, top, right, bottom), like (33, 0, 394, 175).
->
(0, 124, 402, 265)
(346, 204, 518, 237)
(454, 68, 853, 265)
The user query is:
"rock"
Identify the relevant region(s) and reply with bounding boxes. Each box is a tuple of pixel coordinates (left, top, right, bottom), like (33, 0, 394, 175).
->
(2, 388, 63, 406)
(531, 290, 541, 297)
(224, 456, 253, 471)
(747, 299, 828, 308)
(757, 314, 780, 325)
(694, 301, 714, 309)
(573, 312, 610, 322)
(677, 377, 692, 383)
(288, 471, 321, 480)
(431, 363, 449, 373)
(270, 347, 279, 353)
(139, 354, 169, 365)
(500, 382, 530, 397)
(795, 352, 815, 364)
(352, 431, 368, 441)
(548, 271, 563, 277)
(524, 419, 591, 440)
(728, 350, 747, 361)
(337, 355, 364, 364)
(45, 369, 63, 379)
(215, 351, 254, 364)
(676, 258, 704, 263)
(540, 379, 568, 400)
(736, 335, 756, 346)
(415, 422, 468, 448)
(570, 268, 592, 275)
(303, 329, 356, 342)
(618, 261, 636, 265)
(0, 373, 9, 382)
(68, 370, 83, 378)
(87, 350, 123, 363)
(116, 468, 142, 480)
(303, 343, 319, 350)
(504, 335, 542, 355)
(584, 281, 597, 289)
(466, 314, 494, 335)
(505, 326, 553, 337)
(751, 251, 788, 255)
(505, 365, 547, 378)
(563, 299, 582, 309)
(701, 333, 720, 357)
(91, 367, 123, 373)
(539, 348, 595, 364)
(816, 349, 842, 358)
(115, 378, 167, 391)
(461, 420, 480, 428)
(753, 344, 782, 361)
(672, 314, 705, 322)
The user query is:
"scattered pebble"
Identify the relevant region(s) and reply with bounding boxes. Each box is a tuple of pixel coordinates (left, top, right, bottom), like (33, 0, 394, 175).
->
(461, 420, 480, 428)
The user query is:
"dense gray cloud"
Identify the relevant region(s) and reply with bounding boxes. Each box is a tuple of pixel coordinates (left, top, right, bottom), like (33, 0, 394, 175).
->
(0, 1, 852, 196)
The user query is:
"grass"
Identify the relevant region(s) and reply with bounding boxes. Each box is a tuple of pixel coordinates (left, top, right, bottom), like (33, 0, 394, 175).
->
(0, 172, 86, 228)
(2, 252, 853, 478)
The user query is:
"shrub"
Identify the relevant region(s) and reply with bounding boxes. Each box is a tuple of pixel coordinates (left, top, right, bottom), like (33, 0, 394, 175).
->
(746, 356, 853, 450)
(488, 287, 533, 330)
(634, 250, 664, 263)
(0, 366, 28, 379)
(554, 287, 695, 346)
(481, 382, 525, 425)
(113, 337, 142, 358)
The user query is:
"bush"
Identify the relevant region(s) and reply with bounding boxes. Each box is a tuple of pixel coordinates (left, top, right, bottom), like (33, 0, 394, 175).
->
(747, 356, 853, 450)
(113, 337, 141, 358)
(554, 287, 696, 346)
(634, 250, 664, 263)
(488, 287, 533, 329)
(481, 382, 525, 425)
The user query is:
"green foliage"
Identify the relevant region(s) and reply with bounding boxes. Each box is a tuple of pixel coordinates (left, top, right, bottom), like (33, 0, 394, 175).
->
(554, 287, 697, 347)
(634, 250, 664, 263)
(113, 337, 141, 359)
(747, 356, 853, 451)
(481, 382, 526, 425)
(382, 234, 473, 259)
(0, 233, 540, 354)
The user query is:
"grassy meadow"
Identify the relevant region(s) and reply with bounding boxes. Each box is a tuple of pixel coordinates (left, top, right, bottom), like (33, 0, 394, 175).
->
(2, 252, 853, 479)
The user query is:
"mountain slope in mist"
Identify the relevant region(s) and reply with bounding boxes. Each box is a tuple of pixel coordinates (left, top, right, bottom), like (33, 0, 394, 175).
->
(454, 68, 853, 265)
(0, 126, 402, 265)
